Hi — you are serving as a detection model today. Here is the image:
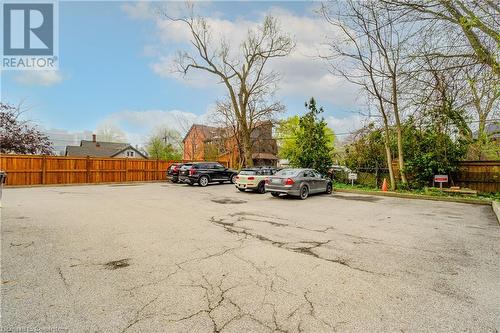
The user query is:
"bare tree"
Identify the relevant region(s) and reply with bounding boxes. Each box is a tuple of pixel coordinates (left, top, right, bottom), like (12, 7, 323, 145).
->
(385, 0, 500, 76)
(176, 119, 203, 161)
(162, 7, 294, 166)
(209, 96, 285, 168)
(96, 121, 127, 143)
(403, 21, 499, 158)
(320, 0, 416, 188)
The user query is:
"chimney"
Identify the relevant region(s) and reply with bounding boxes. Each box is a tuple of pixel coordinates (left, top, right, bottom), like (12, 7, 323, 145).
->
(92, 134, 96, 142)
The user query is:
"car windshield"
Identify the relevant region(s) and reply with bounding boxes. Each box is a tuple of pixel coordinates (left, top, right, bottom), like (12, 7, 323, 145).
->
(239, 170, 257, 175)
(275, 169, 301, 177)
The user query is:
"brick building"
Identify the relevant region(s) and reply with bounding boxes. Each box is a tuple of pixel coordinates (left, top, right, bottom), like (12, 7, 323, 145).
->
(182, 122, 278, 168)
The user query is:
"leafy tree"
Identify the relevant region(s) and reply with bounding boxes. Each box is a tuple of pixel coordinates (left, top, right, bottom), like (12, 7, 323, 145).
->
(289, 98, 334, 174)
(0, 103, 53, 155)
(277, 112, 335, 173)
(344, 124, 387, 170)
(276, 115, 302, 162)
(402, 122, 467, 188)
(146, 129, 183, 161)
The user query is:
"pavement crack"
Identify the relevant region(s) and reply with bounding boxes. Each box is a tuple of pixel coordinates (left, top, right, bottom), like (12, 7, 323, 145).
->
(121, 295, 160, 333)
(10, 241, 34, 248)
(211, 215, 386, 276)
(57, 267, 69, 288)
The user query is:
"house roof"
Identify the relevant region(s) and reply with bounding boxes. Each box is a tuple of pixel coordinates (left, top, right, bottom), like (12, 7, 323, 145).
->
(65, 140, 147, 158)
(182, 124, 219, 143)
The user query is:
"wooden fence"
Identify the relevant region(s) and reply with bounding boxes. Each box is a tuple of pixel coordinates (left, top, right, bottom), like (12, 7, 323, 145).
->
(391, 160, 499, 193)
(0, 155, 498, 192)
(454, 161, 499, 193)
(0, 155, 229, 186)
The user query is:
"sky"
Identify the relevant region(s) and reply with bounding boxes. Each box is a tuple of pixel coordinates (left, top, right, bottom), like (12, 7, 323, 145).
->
(1, 0, 367, 150)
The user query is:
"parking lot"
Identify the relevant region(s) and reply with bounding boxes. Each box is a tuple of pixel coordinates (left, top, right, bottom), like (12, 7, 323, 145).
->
(2, 182, 499, 332)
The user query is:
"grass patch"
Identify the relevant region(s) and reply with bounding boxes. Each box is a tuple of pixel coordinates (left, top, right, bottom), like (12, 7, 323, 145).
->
(333, 182, 497, 202)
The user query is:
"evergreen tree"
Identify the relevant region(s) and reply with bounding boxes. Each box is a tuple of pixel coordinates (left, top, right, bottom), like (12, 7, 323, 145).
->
(294, 98, 333, 174)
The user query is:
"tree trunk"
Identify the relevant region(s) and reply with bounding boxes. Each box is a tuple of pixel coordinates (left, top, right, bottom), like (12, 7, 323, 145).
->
(383, 127, 396, 190)
(392, 77, 407, 184)
(242, 131, 253, 167)
(477, 113, 487, 160)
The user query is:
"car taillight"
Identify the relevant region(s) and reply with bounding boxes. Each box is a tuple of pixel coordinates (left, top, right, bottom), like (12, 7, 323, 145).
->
(285, 178, 294, 185)
(248, 177, 255, 180)
(189, 169, 196, 176)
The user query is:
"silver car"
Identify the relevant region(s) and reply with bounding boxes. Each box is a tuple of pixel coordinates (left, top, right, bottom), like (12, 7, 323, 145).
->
(265, 168, 333, 200)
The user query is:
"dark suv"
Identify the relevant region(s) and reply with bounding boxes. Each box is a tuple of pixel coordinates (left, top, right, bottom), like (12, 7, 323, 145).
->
(178, 162, 238, 187)
(167, 163, 192, 183)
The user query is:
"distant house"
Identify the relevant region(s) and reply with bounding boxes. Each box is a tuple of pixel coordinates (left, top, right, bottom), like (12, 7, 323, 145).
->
(65, 134, 147, 159)
(182, 122, 278, 167)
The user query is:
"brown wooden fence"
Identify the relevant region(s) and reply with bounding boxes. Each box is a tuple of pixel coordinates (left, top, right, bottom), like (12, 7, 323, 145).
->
(392, 160, 499, 193)
(454, 161, 499, 193)
(0, 155, 229, 186)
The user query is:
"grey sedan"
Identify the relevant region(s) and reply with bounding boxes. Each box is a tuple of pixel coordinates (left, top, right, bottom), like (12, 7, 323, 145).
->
(265, 168, 333, 200)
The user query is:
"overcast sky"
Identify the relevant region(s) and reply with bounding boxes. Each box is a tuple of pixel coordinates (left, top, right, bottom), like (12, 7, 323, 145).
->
(1, 1, 367, 147)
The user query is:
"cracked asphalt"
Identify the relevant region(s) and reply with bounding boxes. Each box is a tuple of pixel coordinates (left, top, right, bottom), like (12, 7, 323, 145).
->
(1, 183, 499, 332)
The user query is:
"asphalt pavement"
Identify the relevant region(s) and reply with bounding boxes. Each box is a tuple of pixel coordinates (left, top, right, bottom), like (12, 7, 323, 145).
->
(1, 183, 499, 332)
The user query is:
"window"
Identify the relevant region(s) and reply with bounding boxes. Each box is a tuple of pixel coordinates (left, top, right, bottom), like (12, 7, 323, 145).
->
(239, 170, 257, 175)
(303, 170, 314, 178)
(312, 170, 321, 178)
(275, 169, 301, 177)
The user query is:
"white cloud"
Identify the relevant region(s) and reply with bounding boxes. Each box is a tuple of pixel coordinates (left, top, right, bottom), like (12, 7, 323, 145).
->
(326, 113, 366, 140)
(120, 1, 155, 20)
(14, 70, 64, 86)
(45, 109, 213, 150)
(99, 109, 211, 146)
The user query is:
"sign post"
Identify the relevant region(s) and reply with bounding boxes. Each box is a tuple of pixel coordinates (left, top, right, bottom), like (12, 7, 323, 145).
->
(348, 173, 358, 187)
(433, 175, 449, 190)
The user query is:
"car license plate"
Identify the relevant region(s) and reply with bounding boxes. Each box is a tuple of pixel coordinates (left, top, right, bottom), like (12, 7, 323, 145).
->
(272, 178, 281, 184)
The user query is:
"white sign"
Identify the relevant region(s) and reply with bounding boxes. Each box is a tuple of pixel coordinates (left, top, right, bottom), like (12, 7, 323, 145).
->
(434, 175, 448, 183)
(348, 173, 358, 180)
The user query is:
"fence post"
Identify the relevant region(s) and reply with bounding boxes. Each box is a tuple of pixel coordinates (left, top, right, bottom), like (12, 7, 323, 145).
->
(41, 155, 47, 185)
(125, 158, 129, 181)
(156, 159, 159, 181)
(86, 156, 91, 183)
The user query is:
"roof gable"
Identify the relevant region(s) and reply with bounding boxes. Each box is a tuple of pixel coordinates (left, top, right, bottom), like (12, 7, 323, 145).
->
(65, 140, 147, 158)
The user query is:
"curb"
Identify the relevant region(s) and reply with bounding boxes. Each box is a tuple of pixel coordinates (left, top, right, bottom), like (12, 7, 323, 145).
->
(334, 188, 492, 206)
(492, 201, 500, 225)
(4, 180, 168, 189)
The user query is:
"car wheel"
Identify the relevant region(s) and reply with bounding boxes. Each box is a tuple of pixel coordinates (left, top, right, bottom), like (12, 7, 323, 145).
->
(230, 174, 237, 184)
(299, 185, 309, 200)
(238, 188, 246, 192)
(199, 176, 209, 187)
(326, 183, 332, 194)
(257, 181, 265, 194)
(271, 192, 280, 197)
